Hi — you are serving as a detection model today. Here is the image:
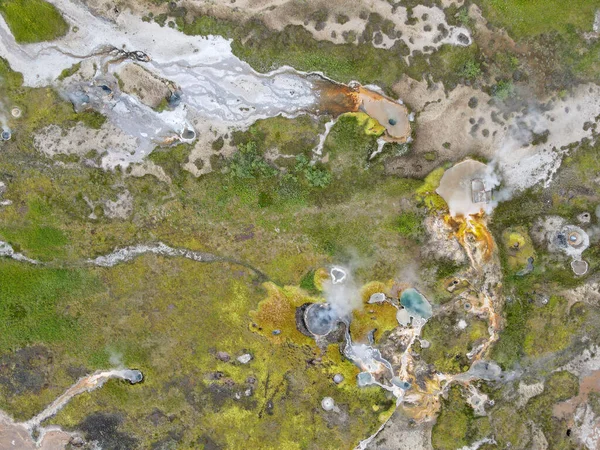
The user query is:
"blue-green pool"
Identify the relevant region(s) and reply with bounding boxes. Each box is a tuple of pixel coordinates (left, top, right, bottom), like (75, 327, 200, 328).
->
(400, 288, 432, 320)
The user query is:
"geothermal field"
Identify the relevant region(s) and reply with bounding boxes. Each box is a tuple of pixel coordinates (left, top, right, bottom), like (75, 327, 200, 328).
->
(0, 0, 599, 449)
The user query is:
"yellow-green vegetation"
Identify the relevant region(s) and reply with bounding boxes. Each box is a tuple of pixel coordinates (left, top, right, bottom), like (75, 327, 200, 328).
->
(182, 15, 413, 92)
(0, 262, 101, 351)
(432, 386, 491, 450)
(415, 167, 447, 211)
(407, 44, 482, 88)
(491, 292, 587, 369)
(477, 0, 597, 38)
(501, 227, 535, 271)
(57, 62, 81, 81)
(250, 282, 318, 345)
(234, 114, 323, 157)
(0, 257, 394, 448)
(350, 281, 398, 343)
(0, 0, 69, 43)
(323, 113, 381, 169)
(491, 141, 600, 369)
(421, 314, 489, 374)
(0, 57, 435, 447)
(394, 211, 425, 240)
(522, 296, 584, 358)
(344, 112, 386, 136)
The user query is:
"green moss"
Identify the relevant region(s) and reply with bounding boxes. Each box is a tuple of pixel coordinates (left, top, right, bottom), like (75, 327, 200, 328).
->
(407, 44, 482, 88)
(415, 167, 447, 211)
(153, 97, 170, 113)
(323, 113, 380, 170)
(0, 0, 69, 43)
(520, 370, 579, 448)
(230, 23, 409, 92)
(0, 57, 107, 141)
(432, 386, 490, 450)
(183, 15, 238, 39)
(589, 392, 600, 416)
(0, 225, 68, 260)
(490, 298, 531, 369)
(57, 62, 81, 81)
(522, 296, 582, 358)
(395, 211, 424, 240)
(489, 404, 530, 448)
(0, 262, 101, 350)
(476, 0, 597, 38)
(421, 314, 489, 374)
(148, 144, 192, 186)
(501, 227, 536, 272)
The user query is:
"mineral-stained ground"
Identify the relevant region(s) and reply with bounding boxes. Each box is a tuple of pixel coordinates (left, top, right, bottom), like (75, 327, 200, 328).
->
(0, 0, 599, 449)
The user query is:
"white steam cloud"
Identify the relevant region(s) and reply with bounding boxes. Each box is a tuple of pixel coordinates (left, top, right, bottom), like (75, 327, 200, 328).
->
(322, 266, 363, 319)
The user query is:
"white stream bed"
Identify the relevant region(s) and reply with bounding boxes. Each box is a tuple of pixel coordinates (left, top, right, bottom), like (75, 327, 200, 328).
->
(0, 0, 319, 166)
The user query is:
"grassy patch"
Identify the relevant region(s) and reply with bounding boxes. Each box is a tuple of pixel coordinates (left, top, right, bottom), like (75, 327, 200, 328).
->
(57, 62, 81, 81)
(147, 144, 192, 186)
(476, 0, 597, 38)
(421, 313, 489, 374)
(432, 386, 491, 450)
(395, 211, 424, 240)
(0, 58, 106, 145)
(522, 296, 583, 358)
(0, 0, 69, 43)
(0, 262, 100, 351)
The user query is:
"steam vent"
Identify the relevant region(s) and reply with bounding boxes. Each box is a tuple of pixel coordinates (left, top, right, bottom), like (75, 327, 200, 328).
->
(437, 159, 493, 216)
(304, 303, 337, 336)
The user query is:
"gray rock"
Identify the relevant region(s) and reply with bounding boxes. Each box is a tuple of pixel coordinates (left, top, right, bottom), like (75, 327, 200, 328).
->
(216, 351, 230, 362)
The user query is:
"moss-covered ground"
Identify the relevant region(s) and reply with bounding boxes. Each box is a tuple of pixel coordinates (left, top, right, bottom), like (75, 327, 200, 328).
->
(2, 1, 600, 446)
(0, 0, 69, 43)
(0, 55, 438, 447)
(489, 140, 600, 370)
(421, 313, 489, 374)
(476, 0, 597, 38)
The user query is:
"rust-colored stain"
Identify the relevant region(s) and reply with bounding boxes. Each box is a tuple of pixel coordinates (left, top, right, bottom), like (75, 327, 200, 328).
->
(445, 213, 495, 263)
(314, 79, 361, 115)
(314, 79, 412, 142)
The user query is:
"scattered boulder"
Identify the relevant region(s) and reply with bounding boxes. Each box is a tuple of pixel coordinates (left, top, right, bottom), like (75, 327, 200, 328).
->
(216, 351, 230, 362)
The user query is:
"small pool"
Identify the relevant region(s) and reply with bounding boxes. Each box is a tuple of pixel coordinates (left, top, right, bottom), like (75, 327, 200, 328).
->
(400, 288, 432, 320)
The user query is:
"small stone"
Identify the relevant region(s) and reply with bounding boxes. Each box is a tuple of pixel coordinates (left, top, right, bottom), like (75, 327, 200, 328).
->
(70, 436, 85, 447)
(368, 293, 386, 304)
(333, 374, 344, 384)
(420, 339, 430, 349)
(321, 397, 335, 411)
(237, 353, 252, 364)
(216, 351, 230, 362)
